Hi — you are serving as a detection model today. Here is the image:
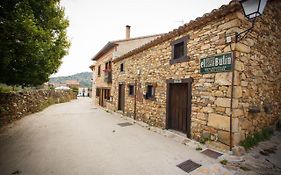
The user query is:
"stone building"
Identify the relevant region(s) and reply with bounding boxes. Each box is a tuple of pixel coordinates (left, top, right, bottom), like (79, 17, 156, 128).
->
(91, 26, 161, 108)
(108, 0, 281, 148)
(65, 80, 79, 89)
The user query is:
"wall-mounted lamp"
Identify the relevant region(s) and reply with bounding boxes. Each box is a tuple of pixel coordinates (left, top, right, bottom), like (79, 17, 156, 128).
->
(239, 0, 268, 20)
(226, 0, 268, 43)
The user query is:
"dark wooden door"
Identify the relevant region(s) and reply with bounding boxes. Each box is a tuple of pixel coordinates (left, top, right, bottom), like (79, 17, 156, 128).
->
(118, 84, 125, 111)
(168, 83, 191, 136)
(99, 89, 103, 106)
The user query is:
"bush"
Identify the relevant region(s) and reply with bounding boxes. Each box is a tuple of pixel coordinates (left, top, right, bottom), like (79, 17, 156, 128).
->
(240, 127, 274, 150)
(71, 87, 78, 94)
(0, 85, 13, 93)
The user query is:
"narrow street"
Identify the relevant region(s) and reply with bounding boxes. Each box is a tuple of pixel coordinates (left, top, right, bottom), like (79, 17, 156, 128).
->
(0, 98, 231, 175)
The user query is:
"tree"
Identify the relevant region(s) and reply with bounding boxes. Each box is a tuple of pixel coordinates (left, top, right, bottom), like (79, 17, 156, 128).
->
(0, 0, 70, 86)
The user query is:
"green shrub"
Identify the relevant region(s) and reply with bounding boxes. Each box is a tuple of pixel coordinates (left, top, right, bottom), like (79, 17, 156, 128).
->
(71, 87, 78, 93)
(0, 106, 8, 115)
(0, 86, 13, 93)
(220, 159, 228, 165)
(199, 137, 210, 144)
(240, 127, 274, 150)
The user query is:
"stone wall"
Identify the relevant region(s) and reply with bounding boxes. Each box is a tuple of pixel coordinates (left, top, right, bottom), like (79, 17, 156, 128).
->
(111, 1, 281, 147)
(235, 0, 281, 140)
(0, 90, 76, 126)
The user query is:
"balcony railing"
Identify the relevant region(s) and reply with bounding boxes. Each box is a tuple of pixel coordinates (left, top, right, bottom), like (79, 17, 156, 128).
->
(104, 69, 112, 83)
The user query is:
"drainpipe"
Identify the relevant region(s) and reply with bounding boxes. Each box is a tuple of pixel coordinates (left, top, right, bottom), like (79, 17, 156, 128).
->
(134, 79, 137, 120)
(229, 44, 236, 152)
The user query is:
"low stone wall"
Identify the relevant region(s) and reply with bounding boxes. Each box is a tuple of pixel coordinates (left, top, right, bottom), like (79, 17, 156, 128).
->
(0, 90, 76, 126)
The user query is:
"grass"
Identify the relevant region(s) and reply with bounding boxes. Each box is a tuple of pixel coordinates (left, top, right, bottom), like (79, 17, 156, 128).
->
(220, 159, 228, 165)
(0, 85, 14, 93)
(199, 136, 210, 144)
(240, 127, 274, 150)
(196, 147, 202, 151)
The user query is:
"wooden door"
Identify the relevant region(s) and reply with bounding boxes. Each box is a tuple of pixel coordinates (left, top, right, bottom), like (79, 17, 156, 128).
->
(168, 83, 191, 136)
(118, 84, 125, 111)
(99, 89, 103, 106)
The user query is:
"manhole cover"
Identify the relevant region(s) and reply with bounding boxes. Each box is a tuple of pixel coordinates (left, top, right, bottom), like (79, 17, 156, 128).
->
(117, 122, 133, 127)
(201, 149, 223, 159)
(177, 160, 201, 173)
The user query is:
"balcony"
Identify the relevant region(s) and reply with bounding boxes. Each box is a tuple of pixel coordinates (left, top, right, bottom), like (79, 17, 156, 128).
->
(104, 69, 112, 83)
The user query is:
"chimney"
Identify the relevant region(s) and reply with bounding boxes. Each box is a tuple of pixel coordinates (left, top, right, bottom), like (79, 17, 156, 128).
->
(125, 25, 130, 39)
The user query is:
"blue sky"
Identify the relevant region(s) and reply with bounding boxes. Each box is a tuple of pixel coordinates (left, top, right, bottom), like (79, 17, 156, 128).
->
(52, 0, 231, 77)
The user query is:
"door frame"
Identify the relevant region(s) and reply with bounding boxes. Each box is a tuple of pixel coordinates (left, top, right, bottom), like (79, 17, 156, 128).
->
(166, 78, 193, 138)
(118, 83, 125, 113)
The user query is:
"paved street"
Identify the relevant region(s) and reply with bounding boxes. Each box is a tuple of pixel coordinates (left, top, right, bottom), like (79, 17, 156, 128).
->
(0, 98, 231, 175)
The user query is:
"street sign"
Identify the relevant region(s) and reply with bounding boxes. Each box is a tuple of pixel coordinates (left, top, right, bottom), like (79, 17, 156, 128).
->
(200, 53, 232, 74)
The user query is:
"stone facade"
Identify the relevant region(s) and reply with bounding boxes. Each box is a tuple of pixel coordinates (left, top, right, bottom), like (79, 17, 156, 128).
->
(92, 32, 161, 110)
(108, 1, 281, 147)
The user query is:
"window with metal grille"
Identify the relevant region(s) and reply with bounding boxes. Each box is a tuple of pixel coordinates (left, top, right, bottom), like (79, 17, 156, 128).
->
(128, 85, 134, 96)
(104, 89, 110, 100)
(146, 85, 155, 98)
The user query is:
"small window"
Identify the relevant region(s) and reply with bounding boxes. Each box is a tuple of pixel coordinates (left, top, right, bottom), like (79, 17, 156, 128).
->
(146, 85, 155, 99)
(120, 63, 124, 72)
(128, 85, 134, 96)
(98, 65, 101, 76)
(104, 89, 110, 100)
(170, 36, 189, 64)
(174, 42, 184, 59)
(96, 88, 100, 97)
(105, 61, 112, 70)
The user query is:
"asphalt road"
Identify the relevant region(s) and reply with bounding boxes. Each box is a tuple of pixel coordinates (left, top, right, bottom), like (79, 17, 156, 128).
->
(0, 98, 230, 175)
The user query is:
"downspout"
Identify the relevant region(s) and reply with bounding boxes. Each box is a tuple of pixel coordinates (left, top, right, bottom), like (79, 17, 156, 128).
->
(229, 43, 235, 152)
(134, 79, 137, 120)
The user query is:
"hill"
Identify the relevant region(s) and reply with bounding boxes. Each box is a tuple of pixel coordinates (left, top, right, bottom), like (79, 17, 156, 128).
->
(49, 72, 92, 88)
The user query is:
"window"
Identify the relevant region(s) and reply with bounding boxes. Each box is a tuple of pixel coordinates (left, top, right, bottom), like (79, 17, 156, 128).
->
(98, 65, 101, 76)
(170, 36, 189, 64)
(120, 63, 124, 72)
(105, 61, 112, 70)
(146, 84, 155, 99)
(128, 85, 134, 96)
(174, 42, 184, 59)
(96, 88, 100, 97)
(104, 89, 111, 100)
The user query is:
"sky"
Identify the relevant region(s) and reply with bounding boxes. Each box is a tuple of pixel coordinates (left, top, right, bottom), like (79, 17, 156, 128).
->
(52, 0, 231, 77)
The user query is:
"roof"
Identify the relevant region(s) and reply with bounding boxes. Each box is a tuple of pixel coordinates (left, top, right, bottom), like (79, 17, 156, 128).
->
(113, 0, 242, 63)
(91, 34, 162, 61)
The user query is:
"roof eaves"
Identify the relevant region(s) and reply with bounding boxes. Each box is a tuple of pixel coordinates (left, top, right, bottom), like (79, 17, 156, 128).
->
(92, 42, 117, 61)
(113, 0, 241, 63)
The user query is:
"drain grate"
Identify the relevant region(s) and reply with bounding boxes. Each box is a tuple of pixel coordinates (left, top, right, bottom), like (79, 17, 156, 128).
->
(177, 160, 201, 173)
(117, 122, 133, 127)
(201, 149, 223, 159)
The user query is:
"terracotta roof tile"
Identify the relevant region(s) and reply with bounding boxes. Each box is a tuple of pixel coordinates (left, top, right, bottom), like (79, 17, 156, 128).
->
(113, 0, 241, 63)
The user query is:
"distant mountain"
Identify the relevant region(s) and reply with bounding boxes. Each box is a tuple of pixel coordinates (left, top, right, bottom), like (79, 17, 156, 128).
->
(49, 72, 92, 88)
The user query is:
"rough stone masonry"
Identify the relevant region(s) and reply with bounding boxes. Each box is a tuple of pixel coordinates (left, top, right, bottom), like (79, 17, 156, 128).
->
(97, 0, 281, 148)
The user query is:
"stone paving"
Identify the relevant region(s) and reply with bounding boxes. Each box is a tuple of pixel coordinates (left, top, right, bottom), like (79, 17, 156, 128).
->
(0, 98, 234, 175)
(1, 97, 280, 175)
(222, 131, 281, 175)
